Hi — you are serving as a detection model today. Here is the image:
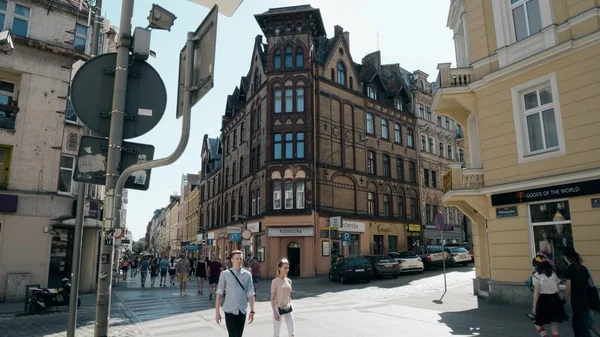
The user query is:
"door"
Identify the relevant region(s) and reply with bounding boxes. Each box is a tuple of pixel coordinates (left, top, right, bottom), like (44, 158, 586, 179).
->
(48, 228, 74, 290)
(287, 242, 300, 277)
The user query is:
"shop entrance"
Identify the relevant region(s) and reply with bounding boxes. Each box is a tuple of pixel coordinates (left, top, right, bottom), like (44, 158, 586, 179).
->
(48, 228, 74, 289)
(287, 242, 300, 277)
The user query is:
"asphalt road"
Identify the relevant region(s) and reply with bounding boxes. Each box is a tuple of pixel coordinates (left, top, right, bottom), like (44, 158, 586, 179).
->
(0, 266, 587, 336)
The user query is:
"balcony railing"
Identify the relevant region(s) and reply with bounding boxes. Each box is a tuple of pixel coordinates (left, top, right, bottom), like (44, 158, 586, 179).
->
(435, 63, 474, 94)
(0, 115, 16, 130)
(443, 165, 484, 194)
(0, 102, 19, 131)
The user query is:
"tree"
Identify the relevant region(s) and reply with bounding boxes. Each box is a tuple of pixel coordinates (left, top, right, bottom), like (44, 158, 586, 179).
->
(132, 240, 145, 255)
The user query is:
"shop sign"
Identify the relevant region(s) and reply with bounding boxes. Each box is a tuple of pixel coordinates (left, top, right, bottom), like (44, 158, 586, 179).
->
(329, 216, 342, 228)
(218, 233, 226, 239)
(181, 241, 189, 247)
(229, 233, 242, 242)
(188, 245, 198, 250)
(408, 224, 421, 232)
(207, 232, 215, 240)
(496, 206, 518, 218)
(247, 222, 260, 233)
(268, 227, 315, 237)
(340, 221, 365, 233)
(592, 198, 600, 209)
(342, 232, 351, 241)
(491, 179, 600, 206)
(196, 234, 204, 241)
(227, 226, 242, 234)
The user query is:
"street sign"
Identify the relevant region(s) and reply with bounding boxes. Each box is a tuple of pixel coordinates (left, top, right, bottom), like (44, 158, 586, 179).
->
(176, 5, 218, 118)
(186, 0, 244, 16)
(73, 136, 155, 190)
(229, 233, 242, 242)
(71, 53, 167, 139)
(435, 212, 445, 231)
(201, 239, 207, 245)
(121, 239, 131, 245)
(241, 229, 252, 240)
(342, 232, 351, 242)
(329, 216, 341, 228)
(242, 239, 251, 247)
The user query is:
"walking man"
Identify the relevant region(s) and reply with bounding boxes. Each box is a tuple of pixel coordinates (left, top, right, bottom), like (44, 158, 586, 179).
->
(208, 256, 223, 300)
(215, 250, 255, 337)
(176, 254, 190, 296)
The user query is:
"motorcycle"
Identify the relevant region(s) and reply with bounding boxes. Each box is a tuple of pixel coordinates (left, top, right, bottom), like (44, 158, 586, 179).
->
(27, 277, 81, 314)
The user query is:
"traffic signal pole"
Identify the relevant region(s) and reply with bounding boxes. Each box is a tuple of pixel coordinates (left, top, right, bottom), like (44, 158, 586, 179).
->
(94, 0, 134, 336)
(112, 31, 195, 228)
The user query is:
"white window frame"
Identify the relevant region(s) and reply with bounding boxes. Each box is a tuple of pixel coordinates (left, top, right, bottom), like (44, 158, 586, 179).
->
(527, 198, 572, 262)
(284, 181, 293, 210)
(74, 22, 89, 54)
(0, 0, 8, 30)
(274, 89, 282, 113)
(439, 142, 445, 157)
(429, 137, 435, 155)
(381, 118, 388, 139)
(394, 123, 401, 143)
(0, 79, 15, 117)
(366, 113, 374, 134)
(58, 154, 77, 195)
(257, 190, 261, 214)
(418, 104, 424, 118)
(11, 2, 31, 37)
(492, 0, 555, 67)
(251, 191, 256, 216)
(273, 181, 281, 210)
(296, 181, 305, 209)
(65, 99, 80, 125)
(511, 72, 566, 164)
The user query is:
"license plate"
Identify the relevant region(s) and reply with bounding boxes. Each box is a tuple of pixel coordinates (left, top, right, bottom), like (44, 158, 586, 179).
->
(355, 269, 364, 272)
(385, 264, 394, 267)
(410, 265, 419, 268)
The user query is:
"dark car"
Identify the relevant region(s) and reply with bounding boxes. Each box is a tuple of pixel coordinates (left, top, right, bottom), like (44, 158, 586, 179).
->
(367, 255, 401, 278)
(328, 256, 373, 284)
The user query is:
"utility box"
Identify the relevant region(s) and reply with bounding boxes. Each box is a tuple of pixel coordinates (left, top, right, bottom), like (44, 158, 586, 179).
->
(5, 273, 31, 302)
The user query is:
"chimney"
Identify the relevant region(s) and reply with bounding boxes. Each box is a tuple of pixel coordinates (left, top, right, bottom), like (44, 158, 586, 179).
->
(343, 31, 350, 50)
(334, 25, 343, 36)
(255, 35, 262, 45)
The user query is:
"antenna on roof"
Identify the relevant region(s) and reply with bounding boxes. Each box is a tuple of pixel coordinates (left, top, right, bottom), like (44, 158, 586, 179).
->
(376, 30, 380, 51)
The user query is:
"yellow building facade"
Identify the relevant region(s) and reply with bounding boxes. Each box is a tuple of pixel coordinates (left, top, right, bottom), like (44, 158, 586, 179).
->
(185, 186, 200, 247)
(434, 0, 600, 306)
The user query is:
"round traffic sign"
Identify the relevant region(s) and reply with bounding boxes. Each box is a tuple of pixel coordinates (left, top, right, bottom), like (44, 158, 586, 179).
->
(241, 229, 252, 240)
(201, 239, 207, 245)
(435, 212, 445, 231)
(71, 53, 167, 139)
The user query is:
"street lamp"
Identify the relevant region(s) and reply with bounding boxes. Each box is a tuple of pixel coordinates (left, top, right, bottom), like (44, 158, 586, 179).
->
(0, 30, 14, 54)
(147, 4, 177, 31)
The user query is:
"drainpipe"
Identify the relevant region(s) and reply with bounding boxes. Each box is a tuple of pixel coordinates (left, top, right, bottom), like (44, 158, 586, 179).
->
(312, 50, 319, 277)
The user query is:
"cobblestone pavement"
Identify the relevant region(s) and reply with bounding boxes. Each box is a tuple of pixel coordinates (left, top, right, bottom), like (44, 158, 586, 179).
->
(0, 266, 589, 336)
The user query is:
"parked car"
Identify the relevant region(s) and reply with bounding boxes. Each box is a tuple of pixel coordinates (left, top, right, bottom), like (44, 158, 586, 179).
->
(388, 251, 424, 273)
(444, 246, 472, 266)
(328, 256, 373, 284)
(445, 243, 474, 262)
(367, 255, 401, 278)
(411, 245, 447, 270)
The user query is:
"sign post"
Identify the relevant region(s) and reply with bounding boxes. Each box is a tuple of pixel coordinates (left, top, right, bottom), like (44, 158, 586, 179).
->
(434, 212, 447, 304)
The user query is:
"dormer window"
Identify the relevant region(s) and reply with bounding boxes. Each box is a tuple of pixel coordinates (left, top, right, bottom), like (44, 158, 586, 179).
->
(285, 46, 293, 69)
(337, 62, 346, 86)
(366, 84, 377, 100)
(274, 49, 282, 70)
(394, 98, 403, 111)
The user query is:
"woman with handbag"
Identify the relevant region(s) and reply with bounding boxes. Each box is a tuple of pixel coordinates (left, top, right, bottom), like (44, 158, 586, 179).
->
(271, 258, 295, 337)
(563, 248, 593, 337)
(531, 256, 568, 337)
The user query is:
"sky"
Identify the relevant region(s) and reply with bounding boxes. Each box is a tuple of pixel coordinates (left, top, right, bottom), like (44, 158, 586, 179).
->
(102, 0, 457, 240)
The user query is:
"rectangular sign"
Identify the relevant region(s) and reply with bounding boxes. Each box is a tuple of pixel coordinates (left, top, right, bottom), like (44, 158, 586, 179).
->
(340, 221, 365, 233)
(227, 226, 242, 234)
(207, 232, 215, 240)
(196, 234, 203, 241)
(592, 198, 600, 209)
(229, 233, 242, 242)
(188, 245, 198, 250)
(496, 206, 518, 218)
(329, 216, 341, 228)
(74, 136, 155, 191)
(408, 224, 421, 232)
(491, 179, 600, 206)
(268, 227, 315, 237)
(247, 222, 260, 233)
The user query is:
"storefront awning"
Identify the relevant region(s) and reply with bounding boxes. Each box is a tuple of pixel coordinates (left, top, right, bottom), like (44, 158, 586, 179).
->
(50, 217, 103, 229)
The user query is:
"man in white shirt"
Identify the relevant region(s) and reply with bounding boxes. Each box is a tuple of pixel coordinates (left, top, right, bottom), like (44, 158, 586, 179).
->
(215, 250, 255, 337)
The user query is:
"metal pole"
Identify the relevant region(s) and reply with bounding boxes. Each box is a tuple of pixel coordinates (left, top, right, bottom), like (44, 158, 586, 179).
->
(112, 31, 195, 224)
(94, 1, 134, 335)
(67, 2, 103, 335)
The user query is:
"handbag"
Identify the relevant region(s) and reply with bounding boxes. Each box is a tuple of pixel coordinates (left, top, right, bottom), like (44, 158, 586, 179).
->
(588, 273, 600, 312)
(278, 305, 293, 315)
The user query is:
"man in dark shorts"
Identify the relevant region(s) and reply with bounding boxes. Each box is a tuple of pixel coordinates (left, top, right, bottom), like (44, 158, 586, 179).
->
(208, 256, 223, 300)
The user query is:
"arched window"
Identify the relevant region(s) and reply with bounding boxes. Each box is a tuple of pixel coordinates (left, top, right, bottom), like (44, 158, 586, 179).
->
(274, 49, 282, 70)
(285, 46, 293, 69)
(337, 62, 346, 86)
(367, 182, 378, 215)
(295, 47, 304, 67)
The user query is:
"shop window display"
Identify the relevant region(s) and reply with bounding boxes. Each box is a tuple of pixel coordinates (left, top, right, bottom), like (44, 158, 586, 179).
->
(529, 200, 573, 277)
